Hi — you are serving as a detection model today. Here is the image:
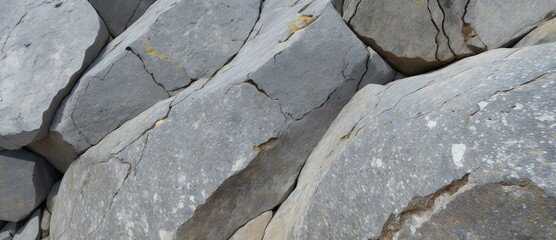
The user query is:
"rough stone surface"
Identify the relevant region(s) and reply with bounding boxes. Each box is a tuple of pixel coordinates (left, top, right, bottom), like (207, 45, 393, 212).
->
(359, 47, 397, 88)
(29, 0, 262, 172)
(0, 149, 57, 222)
(0, 0, 108, 149)
(0, 222, 18, 240)
(40, 210, 50, 238)
(229, 211, 273, 240)
(13, 209, 40, 240)
(49, 1, 379, 239)
(343, 0, 556, 75)
(264, 42, 556, 239)
(89, 0, 156, 37)
(46, 182, 60, 214)
(515, 18, 556, 47)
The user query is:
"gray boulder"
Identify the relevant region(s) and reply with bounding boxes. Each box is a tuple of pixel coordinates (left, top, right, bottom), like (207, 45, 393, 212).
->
(89, 0, 156, 37)
(342, 0, 556, 75)
(264, 42, 556, 239)
(0, 149, 57, 222)
(49, 0, 377, 239)
(515, 18, 556, 47)
(0, 0, 109, 149)
(13, 209, 40, 240)
(358, 47, 397, 88)
(29, 0, 262, 172)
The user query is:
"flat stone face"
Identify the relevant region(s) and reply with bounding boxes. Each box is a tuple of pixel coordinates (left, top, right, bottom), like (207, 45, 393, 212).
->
(13, 208, 41, 240)
(264, 42, 556, 239)
(89, 0, 156, 37)
(343, 0, 556, 75)
(30, 0, 262, 172)
(229, 211, 273, 240)
(49, 0, 379, 239)
(0, 149, 57, 222)
(0, 0, 108, 149)
(515, 18, 556, 47)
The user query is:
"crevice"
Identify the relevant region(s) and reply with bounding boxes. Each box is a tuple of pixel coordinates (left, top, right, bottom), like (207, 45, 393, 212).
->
(252, 137, 277, 152)
(377, 170, 476, 240)
(435, 0, 456, 57)
(426, 0, 442, 61)
(124, 0, 143, 29)
(347, 0, 363, 26)
(125, 46, 170, 96)
(1, 11, 28, 57)
(465, 72, 551, 124)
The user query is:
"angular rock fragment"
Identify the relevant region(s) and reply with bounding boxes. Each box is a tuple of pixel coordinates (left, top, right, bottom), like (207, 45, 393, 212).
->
(515, 18, 556, 47)
(229, 211, 273, 240)
(342, 0, 556, 75)
(49, 0, 378, 239)
(89, 0, 156, 37)
(265, 42, 556, 239)
(46, 182, 60, 214)
(13, 209, 41, 240)
(0, 149, 57, 222)
(0, 0, 109, 149)
(29, 0, 262, 172)
(0, 222, 18, 240)
(358, 47, 397, 88)
(40, 210, 50, 238)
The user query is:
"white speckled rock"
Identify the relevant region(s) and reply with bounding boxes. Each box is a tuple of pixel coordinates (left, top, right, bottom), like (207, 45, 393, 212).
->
(89, 0, 156, 37)
(47, 0, 390, 239)
(229, 211, 273, 240)
(265, 42, 556, 239)
(0, 0, 108, 149)
(342, 0, 556, 75)
(0, 149, 57, 222)
(515, 18, 556, 47)
(29, 0, 262, 172)
(13, 209, 41, 240)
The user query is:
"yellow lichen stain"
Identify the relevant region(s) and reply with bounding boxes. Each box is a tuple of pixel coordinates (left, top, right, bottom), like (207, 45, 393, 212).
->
(141, 40, 181, 68)
(155, 118, 167, 127)
(287, 15, 315, 33)
(529, 149, 544, 156)
(415, 0, 425, 5)
(253, 138, 277, 152)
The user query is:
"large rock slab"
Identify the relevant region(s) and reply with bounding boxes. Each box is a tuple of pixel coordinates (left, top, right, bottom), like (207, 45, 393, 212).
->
(29, 0, 262, 172)
(0, 149, 57, 222)
(0, 0, 109, 149)
(264, 42, 556, 239)
(342, 0, 556, 75)
(515, 18, 556, 47)
(89, 0, 156, 37)
(49, 1, 377, 239)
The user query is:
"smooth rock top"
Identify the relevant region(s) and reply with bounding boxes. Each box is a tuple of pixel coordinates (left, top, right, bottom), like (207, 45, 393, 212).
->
(342, 0, 556, 75)
(0, 0, 108, 149)
(229, 211, 273, 240)
(265, 42, 556, 239)
(30, 0, 262, 172)
(0, 149, 57, 222)
(89, 0, 156, 37)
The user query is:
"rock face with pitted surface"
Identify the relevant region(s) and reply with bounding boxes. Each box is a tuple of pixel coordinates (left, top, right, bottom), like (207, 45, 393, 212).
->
(0, 0, 108, 150)
(264, 42, 556, 239)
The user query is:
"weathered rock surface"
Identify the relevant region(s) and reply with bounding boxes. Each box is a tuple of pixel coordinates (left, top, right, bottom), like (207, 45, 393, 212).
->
(40, 210, 50, 238)
(0, 222, 18, 240)
(29, 0, 262, 172)
(515, 18, 556, 47)
(0, 149, 57, 222)
(342, 0, 556, 75)
(13, 209, 40, 240)
(48, 0, 382, 239)
(264, 42, 556, 239)
(359, 47, 397, 88)
(0, 0, 108, 150)
(89, 0, 156, 37)
(45, 182, 60, 214)
(229, 211, 273, 240)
